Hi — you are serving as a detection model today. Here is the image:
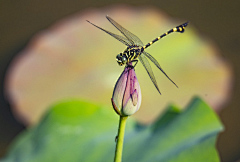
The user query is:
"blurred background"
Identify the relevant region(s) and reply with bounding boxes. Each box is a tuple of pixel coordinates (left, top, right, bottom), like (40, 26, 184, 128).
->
(0, 0, 239, 162)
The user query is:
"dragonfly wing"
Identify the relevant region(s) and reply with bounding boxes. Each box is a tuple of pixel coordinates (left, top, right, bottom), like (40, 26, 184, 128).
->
(87, 20, 132, 46)
(138, 54, 161, 94)
(106, 16, 144, 46)
(143, 51, 178, 88)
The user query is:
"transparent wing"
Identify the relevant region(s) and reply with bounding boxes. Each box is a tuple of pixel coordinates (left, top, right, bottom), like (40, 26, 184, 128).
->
(143, 51, 178, 88)
(106, 16, 144, 46)
(138, 54, 161, 94)
(87, 20, 132, 46)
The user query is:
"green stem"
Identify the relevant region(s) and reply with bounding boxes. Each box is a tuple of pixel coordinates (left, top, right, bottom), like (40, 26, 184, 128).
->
(114, 116, 128, 162)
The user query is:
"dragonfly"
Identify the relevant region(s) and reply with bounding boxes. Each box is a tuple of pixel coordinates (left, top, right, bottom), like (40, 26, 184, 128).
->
(87, 16, 189, 94)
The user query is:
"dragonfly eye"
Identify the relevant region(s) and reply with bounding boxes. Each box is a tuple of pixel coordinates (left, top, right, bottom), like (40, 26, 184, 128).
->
(121, 56, 127, 64)
(116, 54, 121, 60)
(116, 54, 124, 66)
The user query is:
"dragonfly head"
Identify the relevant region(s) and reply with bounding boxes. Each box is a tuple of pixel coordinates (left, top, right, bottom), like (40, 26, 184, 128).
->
(116, 53, 127, 66)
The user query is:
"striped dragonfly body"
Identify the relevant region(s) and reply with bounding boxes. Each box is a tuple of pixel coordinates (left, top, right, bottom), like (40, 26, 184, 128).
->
(116, 45, 141, 66)
(87, 16, 189, 94)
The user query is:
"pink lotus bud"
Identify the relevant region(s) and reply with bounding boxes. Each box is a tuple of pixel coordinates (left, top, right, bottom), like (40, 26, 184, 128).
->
(111, 65, 142, 116)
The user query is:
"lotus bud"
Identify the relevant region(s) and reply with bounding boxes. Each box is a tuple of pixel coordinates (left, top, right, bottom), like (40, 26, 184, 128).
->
(111, 65, 142, 116)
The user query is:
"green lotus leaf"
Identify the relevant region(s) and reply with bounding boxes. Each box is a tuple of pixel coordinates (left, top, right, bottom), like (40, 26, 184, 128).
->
(1, 97, 223, 162)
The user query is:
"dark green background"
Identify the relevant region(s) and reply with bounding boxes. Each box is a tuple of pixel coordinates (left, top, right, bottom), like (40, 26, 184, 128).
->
(0, 0, 239, 161)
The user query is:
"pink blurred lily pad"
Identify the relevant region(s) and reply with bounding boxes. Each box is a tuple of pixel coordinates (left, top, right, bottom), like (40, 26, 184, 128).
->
(5, 6, 232, 125)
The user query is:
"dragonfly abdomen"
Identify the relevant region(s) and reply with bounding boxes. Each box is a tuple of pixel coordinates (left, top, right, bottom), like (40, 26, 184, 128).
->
(142, 21, 189, 50)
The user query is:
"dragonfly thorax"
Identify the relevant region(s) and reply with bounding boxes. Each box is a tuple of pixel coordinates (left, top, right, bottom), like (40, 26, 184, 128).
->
(116, 47, 141, 66)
